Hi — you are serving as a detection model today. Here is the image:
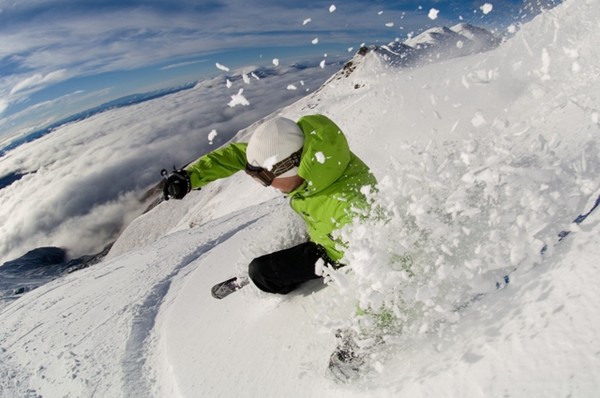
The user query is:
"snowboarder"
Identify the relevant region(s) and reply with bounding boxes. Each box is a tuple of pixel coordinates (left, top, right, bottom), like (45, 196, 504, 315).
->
(163, 114, 377, 295)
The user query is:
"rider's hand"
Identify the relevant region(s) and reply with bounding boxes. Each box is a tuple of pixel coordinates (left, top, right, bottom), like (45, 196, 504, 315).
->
(163, 169, 191, 200)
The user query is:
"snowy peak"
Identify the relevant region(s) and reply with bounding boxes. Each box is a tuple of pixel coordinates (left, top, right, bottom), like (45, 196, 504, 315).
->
(450, 23, 500, 51)
(404, 26, 463, 48)
(337, 23, 500, 75)
(399, 23, 499, 62)
(405, 23, 499, 51)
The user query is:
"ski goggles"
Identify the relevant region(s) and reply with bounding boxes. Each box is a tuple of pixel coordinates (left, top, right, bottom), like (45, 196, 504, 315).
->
(245, 148, 302, 187)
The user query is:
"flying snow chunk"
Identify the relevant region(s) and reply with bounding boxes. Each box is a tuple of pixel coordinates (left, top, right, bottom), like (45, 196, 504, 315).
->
(563, 47, 579, 58)
(272, 58, 280, 66)
(386, 22, 394, 27)
(208, 129, 218, 144)
(263, 155, 279, 171)
(471, 112, 487, 127)
(329, 4, 336, 13)
(303, 18, 312, 25)
(226, 79, 232, 88)
(242, 74, 250, 84)
(228, 89, 249, 107)
(320, 60, 326, 69)
(312, 38, 319, 45)
(428, 8, 439, 20)
(540, 48, 551, 81)
(481, 3, 493, 15)
(216, 63, 230, 72)
(287, 85, 297, 91)
(315, 152, 326, 164)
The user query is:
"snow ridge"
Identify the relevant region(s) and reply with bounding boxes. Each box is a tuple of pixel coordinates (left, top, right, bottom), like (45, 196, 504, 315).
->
(343, 23, 500, 73)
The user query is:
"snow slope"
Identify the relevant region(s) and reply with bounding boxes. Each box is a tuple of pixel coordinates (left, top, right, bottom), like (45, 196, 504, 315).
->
(2, 1, 600, 397)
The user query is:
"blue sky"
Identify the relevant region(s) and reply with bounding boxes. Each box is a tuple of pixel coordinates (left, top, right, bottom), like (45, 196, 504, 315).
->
(0, 0, 559, 141)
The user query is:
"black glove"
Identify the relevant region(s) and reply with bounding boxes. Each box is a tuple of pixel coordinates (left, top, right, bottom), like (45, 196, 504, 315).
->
(162, 169, 192, 200)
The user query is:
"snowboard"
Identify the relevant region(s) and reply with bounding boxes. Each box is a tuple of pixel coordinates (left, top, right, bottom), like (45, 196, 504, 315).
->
(328, 345, 366, 382)
(211, 276, 249, 299)
(328, 329, 367, 383)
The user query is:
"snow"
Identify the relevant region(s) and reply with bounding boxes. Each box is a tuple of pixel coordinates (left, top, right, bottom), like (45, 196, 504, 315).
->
(2, 1, 600, 397)
(208, 129, 218, 144)
(481, 3, 494, 15)
(215, 62, 230, 72)
(315, 151, 326, 164)
(428, 8, 439, 20)
(227, 89, 250, 107)
(262, 155, 280, 170)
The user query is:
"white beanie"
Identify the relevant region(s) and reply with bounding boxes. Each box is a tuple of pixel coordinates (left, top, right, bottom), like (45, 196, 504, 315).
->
(246, 117, 304, 178)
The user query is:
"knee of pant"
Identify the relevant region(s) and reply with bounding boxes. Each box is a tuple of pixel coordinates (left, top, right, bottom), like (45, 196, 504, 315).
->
(248, 257, 279, 293)
(248, 257, 266, 283)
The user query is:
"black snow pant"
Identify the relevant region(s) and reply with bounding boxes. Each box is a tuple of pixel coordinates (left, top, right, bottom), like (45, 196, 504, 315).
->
(248, 241, 335, 294)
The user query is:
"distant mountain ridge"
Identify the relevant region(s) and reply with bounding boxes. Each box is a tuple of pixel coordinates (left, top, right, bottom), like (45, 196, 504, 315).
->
(336, 23, 500, 81)
(0, 246, 108, 308)
(0, 83, 197, 159)
(406, 23, 499, 51)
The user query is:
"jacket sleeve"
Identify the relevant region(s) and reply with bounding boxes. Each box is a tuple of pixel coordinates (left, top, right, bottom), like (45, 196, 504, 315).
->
(184, 142, 248, 189)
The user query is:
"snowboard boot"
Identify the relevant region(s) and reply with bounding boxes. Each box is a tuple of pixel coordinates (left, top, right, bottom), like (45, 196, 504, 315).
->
(328, 329, 366, 382)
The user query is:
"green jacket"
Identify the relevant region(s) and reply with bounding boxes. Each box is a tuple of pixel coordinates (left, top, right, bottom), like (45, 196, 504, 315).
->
(185, 114, 376, 261)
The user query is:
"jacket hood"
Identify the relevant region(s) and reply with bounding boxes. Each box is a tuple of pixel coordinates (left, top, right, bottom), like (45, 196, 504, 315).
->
(295, 115, 351, 196)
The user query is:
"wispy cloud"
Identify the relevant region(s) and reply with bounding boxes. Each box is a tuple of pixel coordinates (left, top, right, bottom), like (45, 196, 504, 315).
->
(9, 69, 68, 95)
(160, 59, 209, 70)
(0, 99, 8, 116)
